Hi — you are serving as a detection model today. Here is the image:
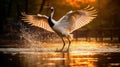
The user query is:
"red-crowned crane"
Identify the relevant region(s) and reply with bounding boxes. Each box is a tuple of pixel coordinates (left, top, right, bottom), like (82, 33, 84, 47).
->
(21, 5, 97, 51)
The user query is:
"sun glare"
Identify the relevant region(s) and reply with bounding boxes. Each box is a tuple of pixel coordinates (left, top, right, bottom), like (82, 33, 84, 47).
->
(64, 0, 96, 7)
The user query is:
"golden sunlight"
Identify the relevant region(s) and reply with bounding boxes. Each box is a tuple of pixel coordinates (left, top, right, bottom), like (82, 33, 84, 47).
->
(63, 0, 96, 7)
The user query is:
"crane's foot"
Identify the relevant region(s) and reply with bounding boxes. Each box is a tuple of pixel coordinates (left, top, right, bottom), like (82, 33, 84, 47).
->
(59, 48, 64, 52)
(54, 48, 63, 52)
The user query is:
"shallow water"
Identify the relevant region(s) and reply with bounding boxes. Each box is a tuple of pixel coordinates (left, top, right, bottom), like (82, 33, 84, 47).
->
(0, 41, 120, 67)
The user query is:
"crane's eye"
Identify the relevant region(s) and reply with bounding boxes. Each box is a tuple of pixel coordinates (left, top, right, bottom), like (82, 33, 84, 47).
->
(51, 9, 54, 11)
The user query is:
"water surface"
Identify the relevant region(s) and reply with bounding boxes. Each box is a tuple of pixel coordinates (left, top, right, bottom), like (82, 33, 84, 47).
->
(0, 41, 120, 67)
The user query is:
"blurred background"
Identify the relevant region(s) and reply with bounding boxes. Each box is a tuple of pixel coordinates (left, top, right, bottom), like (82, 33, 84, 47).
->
(0, 0, 120, 45)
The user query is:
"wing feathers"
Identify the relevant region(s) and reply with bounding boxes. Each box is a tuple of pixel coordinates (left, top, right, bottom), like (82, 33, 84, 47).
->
(58, 5, 97, 33)
(21, 12, 54, 32)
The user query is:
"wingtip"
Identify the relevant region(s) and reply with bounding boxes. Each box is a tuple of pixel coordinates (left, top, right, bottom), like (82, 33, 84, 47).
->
(84, 5, 96, 11)
(84, 5, 91, 9)
(37, 14, 42, 16)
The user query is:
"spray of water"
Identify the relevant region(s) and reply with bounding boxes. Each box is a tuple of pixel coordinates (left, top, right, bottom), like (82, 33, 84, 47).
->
(19, 22, 59, 48)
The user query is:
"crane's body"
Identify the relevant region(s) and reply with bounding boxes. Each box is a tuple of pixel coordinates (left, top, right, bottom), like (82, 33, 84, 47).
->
(21, 5, 97, 51)
(53, 23, 69, 37)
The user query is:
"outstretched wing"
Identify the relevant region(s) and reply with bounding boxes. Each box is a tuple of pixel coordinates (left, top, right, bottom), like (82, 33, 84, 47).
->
(58, 5, 97, 33)
(21, 12, 54, 32)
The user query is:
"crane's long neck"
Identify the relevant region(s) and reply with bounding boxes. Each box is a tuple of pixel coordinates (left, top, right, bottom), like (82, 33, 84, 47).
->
(48, 10, 55, 27)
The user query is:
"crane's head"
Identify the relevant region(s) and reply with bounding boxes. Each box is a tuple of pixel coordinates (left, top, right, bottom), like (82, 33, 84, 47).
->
(50, 7, 54, 11)
(47, 6, 54, 12)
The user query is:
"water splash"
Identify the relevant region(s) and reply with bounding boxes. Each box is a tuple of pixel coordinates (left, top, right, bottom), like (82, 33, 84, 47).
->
(19, 22, 59, 48)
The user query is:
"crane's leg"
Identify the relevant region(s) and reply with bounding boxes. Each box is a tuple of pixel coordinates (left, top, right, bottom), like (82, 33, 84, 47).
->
(66, 37, 71, 51)
(60, 37, 65, 51)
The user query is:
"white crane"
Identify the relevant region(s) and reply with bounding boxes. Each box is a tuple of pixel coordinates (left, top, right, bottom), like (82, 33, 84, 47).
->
(21, 5, 97, 51)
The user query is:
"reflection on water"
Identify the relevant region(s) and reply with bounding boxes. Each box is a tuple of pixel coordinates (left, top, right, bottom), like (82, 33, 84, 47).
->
(0, 52, 120, 67)
(0, 42, 120, 67)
